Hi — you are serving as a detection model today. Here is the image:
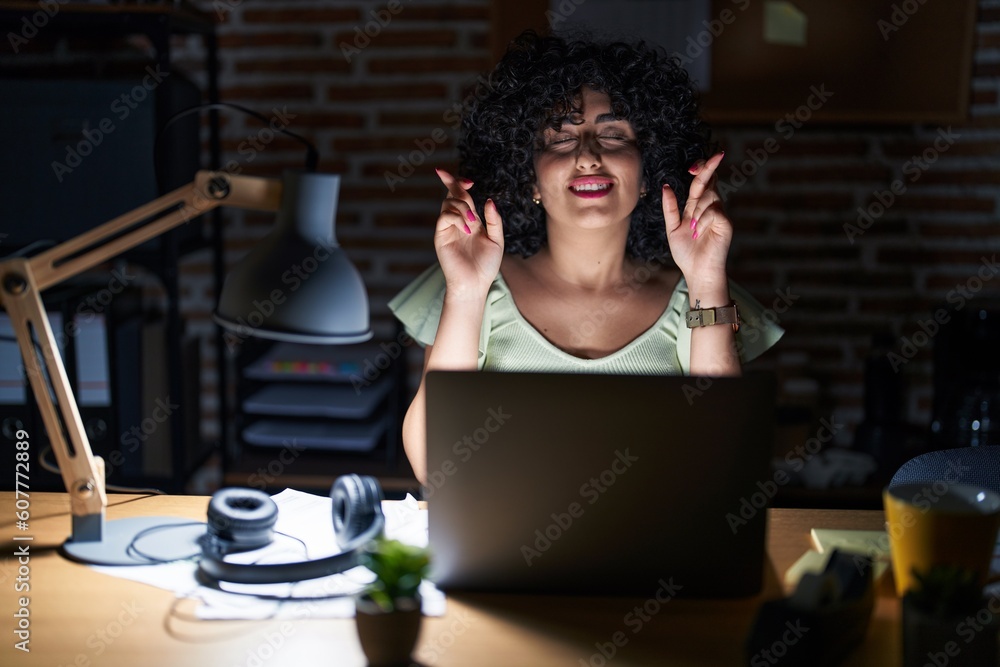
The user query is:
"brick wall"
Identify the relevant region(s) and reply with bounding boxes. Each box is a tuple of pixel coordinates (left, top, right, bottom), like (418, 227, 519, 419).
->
(6, 1, 998, 451)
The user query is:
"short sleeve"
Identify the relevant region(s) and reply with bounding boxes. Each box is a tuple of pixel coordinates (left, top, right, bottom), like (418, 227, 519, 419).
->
(387, 264, 447, 347)
(388, 263, 497, 369)
(673, 279, 785, 375)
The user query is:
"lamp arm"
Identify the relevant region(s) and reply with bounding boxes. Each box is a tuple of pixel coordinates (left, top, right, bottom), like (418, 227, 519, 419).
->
(0, 171, 282, 541)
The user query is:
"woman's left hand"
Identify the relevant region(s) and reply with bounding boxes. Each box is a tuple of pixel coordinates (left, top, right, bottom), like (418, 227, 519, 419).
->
(662, 151, 731, 286)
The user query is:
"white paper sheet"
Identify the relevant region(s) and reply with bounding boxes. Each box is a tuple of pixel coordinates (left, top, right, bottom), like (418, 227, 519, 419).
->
(92, 489, 445, 620)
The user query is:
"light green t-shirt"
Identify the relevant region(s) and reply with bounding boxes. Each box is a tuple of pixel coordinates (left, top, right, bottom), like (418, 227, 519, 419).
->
(388, 263, 784, 374)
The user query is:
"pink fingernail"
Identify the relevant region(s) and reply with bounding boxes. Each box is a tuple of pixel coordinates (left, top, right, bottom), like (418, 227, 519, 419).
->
(692, 230, 698, 240)
(690, 218, 698, 230)
(466, 209, 476, 222)
(463, 223, 472, 234)
(460, 177, 474, 186)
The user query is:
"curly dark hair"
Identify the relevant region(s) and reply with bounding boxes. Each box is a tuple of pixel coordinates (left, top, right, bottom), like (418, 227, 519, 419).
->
(459, 30, 712, 261)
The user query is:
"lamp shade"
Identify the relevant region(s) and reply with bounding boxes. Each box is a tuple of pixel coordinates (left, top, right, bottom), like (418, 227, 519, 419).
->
(213, 171, 372, 344)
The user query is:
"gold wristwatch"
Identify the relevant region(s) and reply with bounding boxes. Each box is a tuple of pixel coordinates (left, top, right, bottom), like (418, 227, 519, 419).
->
(685, 301, 740, 333)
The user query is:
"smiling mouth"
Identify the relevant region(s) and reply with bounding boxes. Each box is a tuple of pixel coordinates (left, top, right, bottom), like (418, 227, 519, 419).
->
(569, 183, 613, 198)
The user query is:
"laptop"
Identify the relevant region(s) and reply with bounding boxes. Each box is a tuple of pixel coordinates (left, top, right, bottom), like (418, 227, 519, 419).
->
(424, 370, 776, 598)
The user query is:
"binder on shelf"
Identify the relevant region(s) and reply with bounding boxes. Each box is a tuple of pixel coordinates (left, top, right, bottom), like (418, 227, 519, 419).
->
(241, 378, 391, 420)
(241, 416, 389, 453)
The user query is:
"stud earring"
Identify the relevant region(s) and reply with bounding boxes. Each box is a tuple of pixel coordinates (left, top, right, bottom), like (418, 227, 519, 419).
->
(532, 197, 541, 205)
(639, 191, 647, 198)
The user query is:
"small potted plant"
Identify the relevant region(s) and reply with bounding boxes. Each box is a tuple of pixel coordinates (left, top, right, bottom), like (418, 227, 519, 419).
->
(902, 564, 997, 667)
(355, 538, 431, 667)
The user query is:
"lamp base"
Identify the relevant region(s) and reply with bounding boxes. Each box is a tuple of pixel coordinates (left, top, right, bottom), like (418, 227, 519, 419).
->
(63, 517, 205, 566)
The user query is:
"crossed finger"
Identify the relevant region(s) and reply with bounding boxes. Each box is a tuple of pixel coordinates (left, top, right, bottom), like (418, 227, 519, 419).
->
(685, 152, 725, 227)
(436, 168, 478, 235)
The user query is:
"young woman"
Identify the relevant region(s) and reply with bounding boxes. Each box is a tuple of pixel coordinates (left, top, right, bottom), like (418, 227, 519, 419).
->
(390, 32, 783, 483)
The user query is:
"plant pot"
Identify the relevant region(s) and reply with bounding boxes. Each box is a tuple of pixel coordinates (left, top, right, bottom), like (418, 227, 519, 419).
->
(355, 595, 423, 667)
(902, 594, 999, 667)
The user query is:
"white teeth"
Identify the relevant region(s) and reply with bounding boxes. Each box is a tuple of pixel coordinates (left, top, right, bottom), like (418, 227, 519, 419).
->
(571, 183, 611, 192)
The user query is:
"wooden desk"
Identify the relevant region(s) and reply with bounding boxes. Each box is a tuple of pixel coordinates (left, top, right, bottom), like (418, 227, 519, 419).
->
(0, 493, 895, 666)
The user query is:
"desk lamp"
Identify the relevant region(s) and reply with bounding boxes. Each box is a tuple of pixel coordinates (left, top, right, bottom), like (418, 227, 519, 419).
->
(0, 169, 371, 565)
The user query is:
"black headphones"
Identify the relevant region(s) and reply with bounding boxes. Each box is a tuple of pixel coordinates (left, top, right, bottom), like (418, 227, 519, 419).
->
(197, 474, 385, 585)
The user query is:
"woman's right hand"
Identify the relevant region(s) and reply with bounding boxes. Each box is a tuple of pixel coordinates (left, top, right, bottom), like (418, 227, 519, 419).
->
(433, 168, 504, 300)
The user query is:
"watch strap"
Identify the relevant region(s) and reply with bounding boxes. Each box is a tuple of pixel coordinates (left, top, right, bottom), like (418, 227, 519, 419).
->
(685, 303, 740, 331)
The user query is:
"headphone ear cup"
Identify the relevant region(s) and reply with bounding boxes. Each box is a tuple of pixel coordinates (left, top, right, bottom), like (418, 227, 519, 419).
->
(204, 488, 278, 553)
(331, 474, 384, 549)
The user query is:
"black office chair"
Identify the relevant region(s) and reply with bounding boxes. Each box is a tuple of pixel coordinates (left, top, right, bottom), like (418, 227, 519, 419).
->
(888, 446, 1000, 495)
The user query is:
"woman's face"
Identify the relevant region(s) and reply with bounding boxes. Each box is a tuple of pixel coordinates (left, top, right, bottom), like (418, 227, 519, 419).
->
(532, 87, 644, 230)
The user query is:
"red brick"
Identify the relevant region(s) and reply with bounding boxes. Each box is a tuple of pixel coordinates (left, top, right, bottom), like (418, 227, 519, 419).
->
(768, 165, 893, 185)
(741, 139, 870, 158)
(367, 57, 490, 74)
(340, 184, 439, 202)
(857, 296, 940, 314)
(876, 195, 995, 213)
(915, 171, 1000, 186)
(925, 273, 995, 290)
(972, 89, 998, 106)
(728, 192, 855, 211)
(328, 83, 449, 101)
(732, 245, 860, 262)
(218, 33, 323, 49)
(332, 135, 454, 152)
(378, 110, 451, 127)
(877, 248, 995, 265)
(786, 269, 914, 288)
(392, 6, 491, 21)
(375, 212, 442, 229)
(779, 218, 908, 238)
(285, 112, 366, 129)
(333, 29, 458, 48)
(976, 31, 1000, 50)
(338, 232, 434, 252)
(235, 58, 352, 75)
(387, 261, 437, 276)
(243, 8, 360, 23)
(222, 84, 314, 100)
(885, 140, 1000, 157)
(973, 62, 1000, 79)
(220, 136, 306, 153)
